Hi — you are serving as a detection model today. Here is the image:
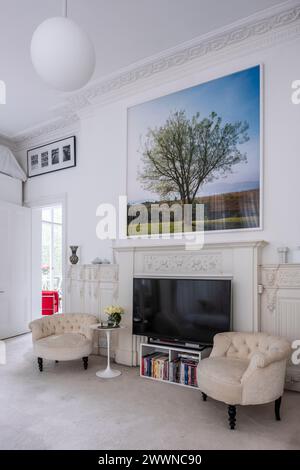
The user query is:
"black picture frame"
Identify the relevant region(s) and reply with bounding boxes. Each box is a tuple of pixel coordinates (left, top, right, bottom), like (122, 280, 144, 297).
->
(27, 136, 76, 178)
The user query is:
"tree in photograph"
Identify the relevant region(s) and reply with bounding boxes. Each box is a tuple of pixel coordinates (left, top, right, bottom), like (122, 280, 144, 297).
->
(139, 110, 249, 204)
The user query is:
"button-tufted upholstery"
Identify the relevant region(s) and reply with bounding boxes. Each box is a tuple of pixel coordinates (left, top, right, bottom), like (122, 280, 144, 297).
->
(197, 332, 291, 407)
(29, 313, 97, 364)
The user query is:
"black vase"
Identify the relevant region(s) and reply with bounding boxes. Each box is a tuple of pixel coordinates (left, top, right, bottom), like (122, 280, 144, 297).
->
(69, 246, 79, 265)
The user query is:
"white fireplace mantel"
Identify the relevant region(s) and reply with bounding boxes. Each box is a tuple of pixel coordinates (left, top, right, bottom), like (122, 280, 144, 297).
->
(113, 240, 267, 366)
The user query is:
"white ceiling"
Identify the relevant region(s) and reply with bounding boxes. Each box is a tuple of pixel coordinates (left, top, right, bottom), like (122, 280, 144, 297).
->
(0, 0, 288, 138)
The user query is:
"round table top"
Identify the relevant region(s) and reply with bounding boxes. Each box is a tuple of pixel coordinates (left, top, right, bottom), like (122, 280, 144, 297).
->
(90, 323, 125, 331)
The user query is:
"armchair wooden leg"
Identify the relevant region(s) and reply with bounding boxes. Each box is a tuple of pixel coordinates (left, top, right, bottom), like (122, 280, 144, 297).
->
(83, 357, 88, 370)
(202, 392, 207, 402)
(275, 397, 282, 421)
(37, 357, 43, 372)
(228, 405, 236, 430)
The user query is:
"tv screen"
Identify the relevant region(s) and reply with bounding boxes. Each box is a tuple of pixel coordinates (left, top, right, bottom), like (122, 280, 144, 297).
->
(133, 277, 232, 346)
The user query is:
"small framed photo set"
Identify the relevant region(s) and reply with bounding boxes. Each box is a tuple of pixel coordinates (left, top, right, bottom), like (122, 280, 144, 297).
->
(27, 136, 76, 177)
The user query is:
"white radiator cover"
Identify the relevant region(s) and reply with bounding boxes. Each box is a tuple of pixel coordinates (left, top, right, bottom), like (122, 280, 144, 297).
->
(260, 264, 300, 391)
(65, 264, 119, 354)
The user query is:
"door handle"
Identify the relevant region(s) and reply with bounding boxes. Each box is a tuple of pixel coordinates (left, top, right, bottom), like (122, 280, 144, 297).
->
(0, 291, 5, 294)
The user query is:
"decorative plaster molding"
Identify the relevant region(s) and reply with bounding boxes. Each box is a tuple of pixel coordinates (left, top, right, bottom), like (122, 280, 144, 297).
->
(9, 1, 300, 150)
(13, 115, 80, 149)
(143, 253, 222, 274)
(266, 289, 278, 313)
(67, 264, 119, 283)
(69, 2, 300, 111)
(261, 264, 300, 289)
(278, 268, 300, 287)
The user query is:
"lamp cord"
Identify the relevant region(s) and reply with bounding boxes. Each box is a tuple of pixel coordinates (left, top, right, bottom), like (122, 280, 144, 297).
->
(63, 0, 68, 17)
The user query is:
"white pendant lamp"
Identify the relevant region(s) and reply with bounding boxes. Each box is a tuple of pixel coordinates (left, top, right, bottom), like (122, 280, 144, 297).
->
(31, 0, 96, 92)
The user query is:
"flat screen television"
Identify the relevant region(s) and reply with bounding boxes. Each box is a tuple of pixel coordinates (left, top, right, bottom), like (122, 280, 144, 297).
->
(133, 277, 232, 346)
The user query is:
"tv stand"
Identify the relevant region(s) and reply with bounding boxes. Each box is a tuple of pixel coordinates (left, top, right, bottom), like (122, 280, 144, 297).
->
(140, 342, 211, 390)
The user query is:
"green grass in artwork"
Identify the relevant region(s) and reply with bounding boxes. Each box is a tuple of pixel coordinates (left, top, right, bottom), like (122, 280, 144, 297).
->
(127, 189, 260, 235)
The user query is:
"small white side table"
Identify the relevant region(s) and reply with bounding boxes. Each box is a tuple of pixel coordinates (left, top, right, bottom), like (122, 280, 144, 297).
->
(90, 324, 124, 379)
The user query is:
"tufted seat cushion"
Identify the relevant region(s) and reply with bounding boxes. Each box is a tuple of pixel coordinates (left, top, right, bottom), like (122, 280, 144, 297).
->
(198, 357, 248, 405)
(33, 333, 93, 361)
(197, 332, 291, 406)
(29, 313, 97, 363)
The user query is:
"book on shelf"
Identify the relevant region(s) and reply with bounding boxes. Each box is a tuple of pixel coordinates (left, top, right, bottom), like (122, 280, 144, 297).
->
(141, 350, 199, 387)
(141, 352, 169, 380)
(169, 357, 199, 387)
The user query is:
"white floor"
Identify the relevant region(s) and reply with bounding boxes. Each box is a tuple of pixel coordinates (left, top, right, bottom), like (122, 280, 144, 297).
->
(1, 334, 300, 450)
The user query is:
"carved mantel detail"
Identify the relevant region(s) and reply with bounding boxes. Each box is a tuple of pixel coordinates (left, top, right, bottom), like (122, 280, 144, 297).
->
(261, 265, 300, 289)
(143, 252, 222, 274)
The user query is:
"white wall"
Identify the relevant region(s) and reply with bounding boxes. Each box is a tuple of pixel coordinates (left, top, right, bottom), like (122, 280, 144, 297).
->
(20, 37, 300, 265)
(0, 173, 22, 205)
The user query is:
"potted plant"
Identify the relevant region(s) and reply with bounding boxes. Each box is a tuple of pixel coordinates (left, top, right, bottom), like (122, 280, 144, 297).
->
(104, 305, 125, 327)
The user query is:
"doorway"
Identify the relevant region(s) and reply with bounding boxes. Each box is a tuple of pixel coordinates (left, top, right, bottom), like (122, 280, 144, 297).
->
(41, 206, 63, 313)
(31, 200, 66, 320)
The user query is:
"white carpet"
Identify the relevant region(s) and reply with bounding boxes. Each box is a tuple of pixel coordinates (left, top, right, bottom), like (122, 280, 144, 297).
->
(0, 334, 299, 450)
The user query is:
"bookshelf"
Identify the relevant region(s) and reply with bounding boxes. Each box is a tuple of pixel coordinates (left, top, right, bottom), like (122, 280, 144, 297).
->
(140, 342, 211, 390)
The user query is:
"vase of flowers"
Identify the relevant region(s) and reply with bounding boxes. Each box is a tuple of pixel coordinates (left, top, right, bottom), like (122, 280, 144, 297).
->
(104, 305, 125, 327)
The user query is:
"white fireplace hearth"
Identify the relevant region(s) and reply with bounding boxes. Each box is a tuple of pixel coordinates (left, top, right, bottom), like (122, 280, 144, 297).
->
(113, 240, 266, 367)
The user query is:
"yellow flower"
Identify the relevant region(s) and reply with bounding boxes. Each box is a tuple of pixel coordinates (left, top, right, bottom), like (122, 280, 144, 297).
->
(104, 305, 124, 315)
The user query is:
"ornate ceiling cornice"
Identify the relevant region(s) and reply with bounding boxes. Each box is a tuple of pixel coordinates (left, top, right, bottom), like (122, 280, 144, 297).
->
(13, 114, 79, 148)
(10, 1, 300, 150)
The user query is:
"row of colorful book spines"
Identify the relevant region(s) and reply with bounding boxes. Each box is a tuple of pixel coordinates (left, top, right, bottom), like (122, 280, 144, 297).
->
(169, 362, 198, 386)
(180, 363, 198, 386)
(141, 357, 169, 379)
(141, 357, 199, 374)
(148, 359, 168, 380)
(142, 359, 198, 386)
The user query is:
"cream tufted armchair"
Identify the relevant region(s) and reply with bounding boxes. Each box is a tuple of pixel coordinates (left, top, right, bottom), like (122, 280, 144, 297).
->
(197, 332, 291, 429)
(29, 313, 97, 372)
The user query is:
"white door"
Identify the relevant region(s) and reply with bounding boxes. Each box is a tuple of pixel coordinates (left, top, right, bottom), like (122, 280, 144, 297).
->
(0, 202, 31, 339)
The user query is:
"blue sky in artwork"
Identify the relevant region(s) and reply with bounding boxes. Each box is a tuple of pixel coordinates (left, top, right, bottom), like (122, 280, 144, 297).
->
(127, 66, 260, 202)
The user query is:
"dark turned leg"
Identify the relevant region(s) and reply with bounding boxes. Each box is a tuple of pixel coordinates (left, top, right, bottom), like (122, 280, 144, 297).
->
(37, 357, 43, 372)
(275, 397, 282, 421)
(228, 405, 236, 430)
(83, 357, 88, 370)
(202, 392, 207, 402)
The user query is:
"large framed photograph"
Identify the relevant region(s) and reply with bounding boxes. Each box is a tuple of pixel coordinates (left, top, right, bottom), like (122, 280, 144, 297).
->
(127, 65, 262, 235)
(27, 136, 76, 178)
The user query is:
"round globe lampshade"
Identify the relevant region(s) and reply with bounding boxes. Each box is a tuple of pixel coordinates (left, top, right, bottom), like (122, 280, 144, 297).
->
(31, 17, 96, 92)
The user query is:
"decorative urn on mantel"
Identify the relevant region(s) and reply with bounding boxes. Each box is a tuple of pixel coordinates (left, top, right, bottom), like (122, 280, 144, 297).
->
(69, 245, 79, 265)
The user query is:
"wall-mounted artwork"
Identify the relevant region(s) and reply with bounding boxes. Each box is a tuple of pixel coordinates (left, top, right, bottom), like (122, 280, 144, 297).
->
(127, 65, 262, 234)
(27, 136, 76, 178)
